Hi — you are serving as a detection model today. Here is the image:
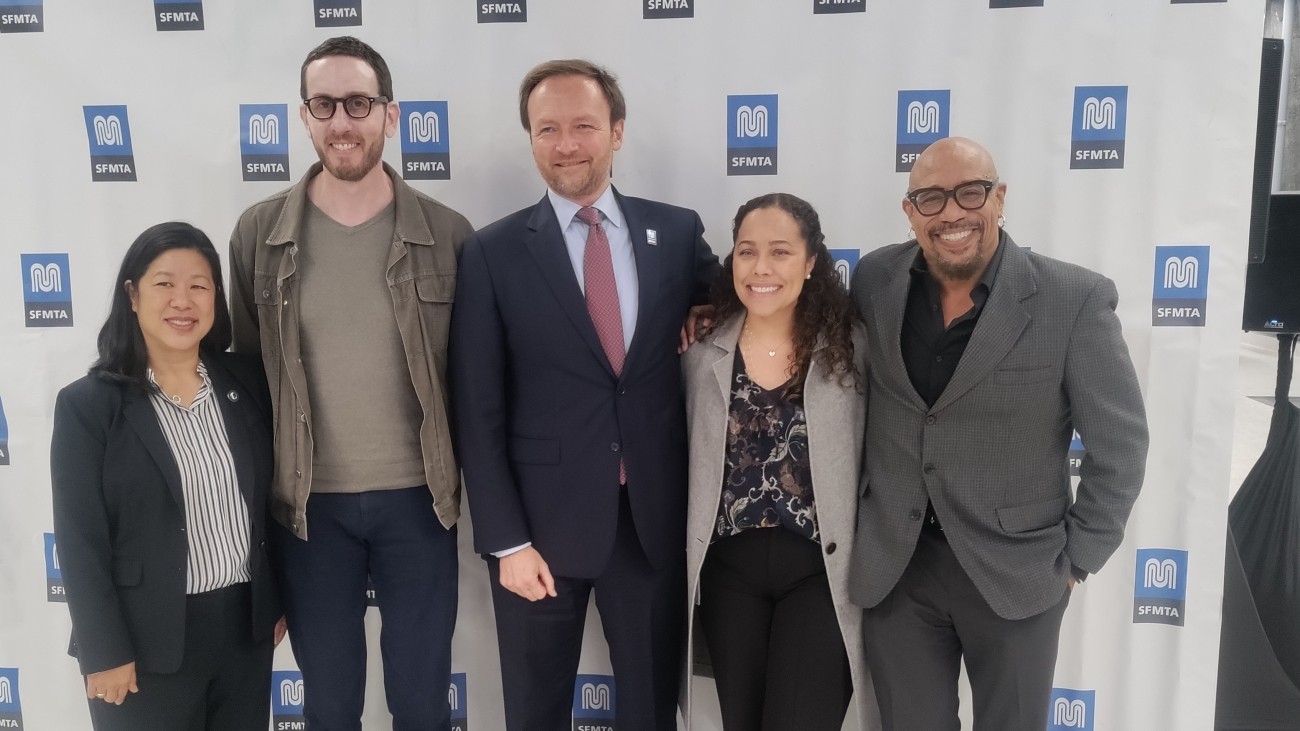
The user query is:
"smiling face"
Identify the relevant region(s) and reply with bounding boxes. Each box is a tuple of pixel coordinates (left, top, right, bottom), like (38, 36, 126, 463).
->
(128, 248, 215, 364)
(731, 206, 816, 322)
(903, 137, 1007, 283)
(300, 55, 399, 183)
(527, 74, 624, 206)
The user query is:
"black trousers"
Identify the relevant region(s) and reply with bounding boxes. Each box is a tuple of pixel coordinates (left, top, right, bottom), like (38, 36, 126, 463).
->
(862, 528, 1071, 731)
(87, 583, 273, 731)
(698, 527, 852, 731)
(488, 489, 685, 731)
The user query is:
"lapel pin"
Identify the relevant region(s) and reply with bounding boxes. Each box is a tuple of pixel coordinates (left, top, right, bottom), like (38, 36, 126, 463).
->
(646, 229, 658, 246)
(227, 390, 240, 402)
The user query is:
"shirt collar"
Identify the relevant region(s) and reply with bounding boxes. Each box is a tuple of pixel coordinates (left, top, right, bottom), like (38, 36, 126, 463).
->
(146, 361, 212, 408)
(548, 185, 624, 231)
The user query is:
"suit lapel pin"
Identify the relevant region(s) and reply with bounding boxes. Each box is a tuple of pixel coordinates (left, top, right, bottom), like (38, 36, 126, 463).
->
(646, 229, 658, 246)
(227, 390, 239, 402)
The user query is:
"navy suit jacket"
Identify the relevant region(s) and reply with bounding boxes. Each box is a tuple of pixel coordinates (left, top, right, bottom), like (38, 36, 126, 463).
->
(50, 352, 279, 675)
(450, 188, 720, 577)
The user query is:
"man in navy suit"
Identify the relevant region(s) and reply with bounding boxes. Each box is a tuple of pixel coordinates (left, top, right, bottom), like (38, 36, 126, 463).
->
(449, 59, 719, 731)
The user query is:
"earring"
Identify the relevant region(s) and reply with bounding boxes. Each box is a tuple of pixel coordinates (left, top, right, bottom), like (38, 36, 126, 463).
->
(806, 273, 812, 280)
(907, 228, 916, 240)
(998, 215, 1006, 227)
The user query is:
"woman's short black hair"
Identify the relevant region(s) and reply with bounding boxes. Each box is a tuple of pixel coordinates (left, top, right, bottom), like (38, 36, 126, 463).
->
(89, 222, 232, 389)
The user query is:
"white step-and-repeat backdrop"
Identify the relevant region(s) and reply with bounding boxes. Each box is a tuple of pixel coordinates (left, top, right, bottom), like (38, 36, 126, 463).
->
(0, 0, 1266, 729)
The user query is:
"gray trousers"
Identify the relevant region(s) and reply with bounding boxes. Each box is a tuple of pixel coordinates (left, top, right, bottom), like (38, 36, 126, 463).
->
(862, 528, 1071, 731)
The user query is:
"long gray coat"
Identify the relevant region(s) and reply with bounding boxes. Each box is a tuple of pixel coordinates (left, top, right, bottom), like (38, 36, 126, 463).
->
(848, 233, 1149, 620)
(681, 314, 880, 730)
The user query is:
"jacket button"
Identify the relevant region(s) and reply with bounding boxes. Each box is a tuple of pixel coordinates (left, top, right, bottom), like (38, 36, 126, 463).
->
(291, 523, 299, 532)
(299, 413, 307, 423)
(261, 290, 271, 298)
(923, 463, 936, 474)
(909, 509, 922, 521)
(295, 470, 302, 478)
(610, 442, 620, 452)
(925, 415, 937, 425)
(825, 542, 837, 555)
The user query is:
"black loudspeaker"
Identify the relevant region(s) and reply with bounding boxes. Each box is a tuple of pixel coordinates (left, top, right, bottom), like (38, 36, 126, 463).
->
(1242, 37, 1297, 334)
(1247, 39, 1284, 265)
(1244, 194, 1300, 334)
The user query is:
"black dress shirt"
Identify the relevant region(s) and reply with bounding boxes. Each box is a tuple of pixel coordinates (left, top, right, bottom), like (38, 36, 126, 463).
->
(901, 240, 1005, 535)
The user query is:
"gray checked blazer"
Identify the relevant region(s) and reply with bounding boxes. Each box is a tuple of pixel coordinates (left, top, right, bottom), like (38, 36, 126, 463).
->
(847, 232, 1148, 621)
(682, 314, 881, 731)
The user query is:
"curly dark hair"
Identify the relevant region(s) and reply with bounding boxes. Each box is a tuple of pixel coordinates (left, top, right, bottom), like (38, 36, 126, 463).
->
(707, 193, 860, 394)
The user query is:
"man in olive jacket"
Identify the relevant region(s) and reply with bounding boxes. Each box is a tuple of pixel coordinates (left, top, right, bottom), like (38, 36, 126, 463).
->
(228, 36, 471, 731)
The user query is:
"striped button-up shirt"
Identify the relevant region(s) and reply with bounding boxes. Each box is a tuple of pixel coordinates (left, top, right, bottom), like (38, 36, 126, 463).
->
(147, 362, 252, 594)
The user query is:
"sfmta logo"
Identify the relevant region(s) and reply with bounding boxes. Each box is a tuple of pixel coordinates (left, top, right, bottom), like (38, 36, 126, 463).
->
(735, 105, 768, 138)
(896, 90, 948, 172)
(1080, 96, 1118, 131)
(83, 105, 137, 181)
(28, 262, 60, 293)
(1047, 688, 1093, 731)
(409, 111, 440, 143)
(248, 115, 279, 146)
(22, 253, 74, 327)
(1054, 698, 1086, 727)
(240, 104, 289, 181)
(280, 677, 304, 707)
(400, 101, 451, 180)
(1070, 86, 1126, 169)
(92, 116, 124, 147)
(0, 668, 21, 728)
(581, 682, 611, 710)
(1144, 557, 1178, 589)
(271, 670, 305, 728)
(1134, 548, 1188, 626)
(727, 94, 778, 176)
(907, 101, 940, 134)
(1152, 245, 1209, 327)
(448, 672, 468, 729)
(572, 674, 615, 728)
(1163, 255, 1198, 290)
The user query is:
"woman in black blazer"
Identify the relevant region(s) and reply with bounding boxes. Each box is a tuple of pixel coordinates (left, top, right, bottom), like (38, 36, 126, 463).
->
(50, 222, 281, 731)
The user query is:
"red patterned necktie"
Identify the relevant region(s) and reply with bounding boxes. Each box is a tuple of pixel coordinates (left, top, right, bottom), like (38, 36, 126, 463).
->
(576, 206, 627, 484)
(577, 207, 625, 374)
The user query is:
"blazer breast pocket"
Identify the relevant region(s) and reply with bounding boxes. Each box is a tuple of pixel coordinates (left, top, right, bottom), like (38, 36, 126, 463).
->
(985, 365, 1055, 386)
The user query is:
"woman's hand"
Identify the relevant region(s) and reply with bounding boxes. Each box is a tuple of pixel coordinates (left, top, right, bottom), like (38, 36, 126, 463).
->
(86, 662, 138, 705)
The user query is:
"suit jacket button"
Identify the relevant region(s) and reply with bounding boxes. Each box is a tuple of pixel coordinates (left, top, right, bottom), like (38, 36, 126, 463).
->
(909, 509, 923, 521)
(610, 442, 620, 452)
(825, 542, 837, 555)
(923, 463, 936, 474)
(925, 415, 936, 425)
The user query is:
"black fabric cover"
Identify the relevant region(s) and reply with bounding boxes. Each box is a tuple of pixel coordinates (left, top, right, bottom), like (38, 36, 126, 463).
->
(1217, 335, 1300, 729)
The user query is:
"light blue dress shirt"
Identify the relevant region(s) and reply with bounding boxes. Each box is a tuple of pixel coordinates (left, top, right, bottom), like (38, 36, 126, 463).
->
(547, 186, 639, 350)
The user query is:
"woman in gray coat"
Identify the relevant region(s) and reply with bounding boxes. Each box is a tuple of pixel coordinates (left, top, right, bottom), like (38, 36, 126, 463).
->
(682, 193, 879, 730)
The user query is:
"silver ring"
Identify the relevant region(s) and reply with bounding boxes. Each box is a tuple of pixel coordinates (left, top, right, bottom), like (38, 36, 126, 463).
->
(96, 693, 105, 698)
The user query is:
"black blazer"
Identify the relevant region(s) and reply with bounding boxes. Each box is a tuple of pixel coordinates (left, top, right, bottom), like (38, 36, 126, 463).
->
(449, 188, 720, 577)
(50, 352, 279, 675)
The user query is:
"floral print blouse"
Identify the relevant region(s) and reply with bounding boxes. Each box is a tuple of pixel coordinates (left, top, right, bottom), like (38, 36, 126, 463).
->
(713, 352, 819, 544)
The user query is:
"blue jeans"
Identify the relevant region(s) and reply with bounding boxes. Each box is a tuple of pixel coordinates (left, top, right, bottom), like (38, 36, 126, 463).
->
(271, 486, 458, 731)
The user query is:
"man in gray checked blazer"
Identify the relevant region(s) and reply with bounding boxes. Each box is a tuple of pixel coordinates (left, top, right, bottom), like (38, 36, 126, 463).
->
(848, 137, 1148, 731)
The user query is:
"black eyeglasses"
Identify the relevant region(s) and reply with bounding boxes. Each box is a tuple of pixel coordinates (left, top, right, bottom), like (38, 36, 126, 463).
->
(303, 95, 389, 120)
(906, 179, 998, 216)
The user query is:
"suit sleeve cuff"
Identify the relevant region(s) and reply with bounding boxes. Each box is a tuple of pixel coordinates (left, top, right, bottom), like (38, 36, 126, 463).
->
(1070, 565, 1089, 583)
